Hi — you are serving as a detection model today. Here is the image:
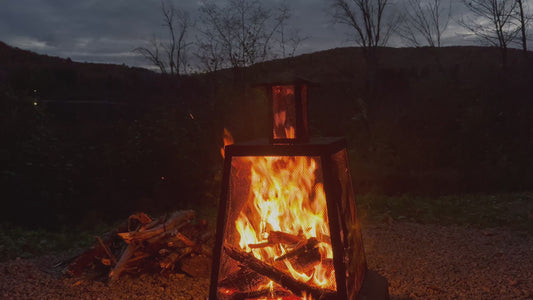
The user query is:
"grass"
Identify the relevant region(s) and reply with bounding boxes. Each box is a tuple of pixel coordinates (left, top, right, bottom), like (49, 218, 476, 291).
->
(0, 223, 106, 262)
(356, 192, 533, 233)
(1, 192, 531, 261)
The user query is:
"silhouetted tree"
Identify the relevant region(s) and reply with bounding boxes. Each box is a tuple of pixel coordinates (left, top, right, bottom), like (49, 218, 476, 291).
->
(275, 2, 307, 58)
(331, 0, 398, 65)
(196, 0, 292, 71)
(134, 0, 191, 75)
(459, 0, 521, 66)
(515, 0, 531, 54)
(397, 0, 452, 47)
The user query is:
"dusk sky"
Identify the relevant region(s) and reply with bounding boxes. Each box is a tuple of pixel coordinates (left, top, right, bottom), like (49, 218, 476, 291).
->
(0, 0, 514, 70)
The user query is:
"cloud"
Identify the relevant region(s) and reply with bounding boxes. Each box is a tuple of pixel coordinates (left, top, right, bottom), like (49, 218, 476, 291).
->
(1, 0, 514, 69)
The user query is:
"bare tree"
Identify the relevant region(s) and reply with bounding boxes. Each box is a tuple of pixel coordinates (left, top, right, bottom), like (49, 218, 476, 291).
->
(135, 1, 191, 75)
(515, 0, 531, 54)
(275, 2, 307, 58)
(397, 0, 452, 47)
(196, 38, 225, 73)
(197, 0, 290, 70)
(331, 0, 398, 64)
(458, 0, 521, 66)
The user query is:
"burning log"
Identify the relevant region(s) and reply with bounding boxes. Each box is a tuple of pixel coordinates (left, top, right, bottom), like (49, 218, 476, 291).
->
(275, 237, 321, 274)
(248, 231, 305, 249)
(275, 237, 319, 261)
(229, 287, 292, 300)
(219, 267, 269, 292)
(223, 244, 336, 299)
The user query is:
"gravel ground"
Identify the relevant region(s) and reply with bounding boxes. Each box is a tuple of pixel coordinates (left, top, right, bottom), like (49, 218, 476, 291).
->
(1, 221, 531, 299)
(364, 221, 533, 300)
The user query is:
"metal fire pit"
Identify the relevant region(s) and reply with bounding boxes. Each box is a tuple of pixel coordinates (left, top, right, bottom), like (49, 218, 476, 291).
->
(209, 80, 368, 300)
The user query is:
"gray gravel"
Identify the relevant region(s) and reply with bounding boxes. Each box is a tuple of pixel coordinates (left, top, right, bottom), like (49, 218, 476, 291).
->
(1, 221, 531, 299)
(364, 221, 533, 299)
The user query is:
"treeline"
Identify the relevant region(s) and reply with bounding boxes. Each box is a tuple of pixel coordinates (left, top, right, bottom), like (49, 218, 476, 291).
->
(0, 41, 221, 229)
(1, 41, 532, 229)
(135, 0, 532, 77)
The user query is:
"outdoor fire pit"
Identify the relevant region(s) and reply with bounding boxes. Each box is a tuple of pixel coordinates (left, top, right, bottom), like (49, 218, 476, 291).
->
(209, 80, 373, 300)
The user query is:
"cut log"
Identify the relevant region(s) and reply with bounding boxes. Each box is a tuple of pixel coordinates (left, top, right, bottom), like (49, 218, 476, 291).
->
(248, 231, 305, 249)
(166, 231, 213, 257)
(174, 232, 195, 247)
(109, 244, 138, 281)
(96, 236, 117, 265)
(118, 210, 195, 244)
(64, 220, 128, 277)
(159, 248, 192, 270)
(223, 244, 336, 299)
(219, 267, 269, 291)
(66, 209, 212, 281)
(275, 237, 319, 261)
(229, 287, 292, 300)
(128, 212, 152, 231)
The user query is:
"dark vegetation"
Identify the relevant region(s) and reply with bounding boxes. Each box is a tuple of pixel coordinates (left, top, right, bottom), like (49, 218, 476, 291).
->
(1, 41, 532, 243)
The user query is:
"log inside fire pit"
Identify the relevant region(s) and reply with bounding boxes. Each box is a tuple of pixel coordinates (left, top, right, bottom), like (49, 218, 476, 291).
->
(223, 244, 336, 300)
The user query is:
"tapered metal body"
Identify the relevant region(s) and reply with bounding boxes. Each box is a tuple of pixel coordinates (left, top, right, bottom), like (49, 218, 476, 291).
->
(209, 81, 366, 300)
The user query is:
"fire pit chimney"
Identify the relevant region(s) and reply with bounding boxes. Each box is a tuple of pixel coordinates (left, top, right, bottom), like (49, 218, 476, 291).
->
(261, 78, 316, 144)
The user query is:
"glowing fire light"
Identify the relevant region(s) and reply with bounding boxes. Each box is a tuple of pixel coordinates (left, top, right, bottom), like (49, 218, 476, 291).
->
(220, 128, 234, 159)
(274, 110, 295, 139)
(234, 155, 337, 292)
(272, 86, 296, 139)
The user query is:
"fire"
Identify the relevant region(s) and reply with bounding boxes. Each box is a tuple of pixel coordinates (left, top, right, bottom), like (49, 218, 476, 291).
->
(272, 86, 296, 139)
(234, 156, 336, 294)
(220, 128, 234, 158)
(274, 110, 295, 139)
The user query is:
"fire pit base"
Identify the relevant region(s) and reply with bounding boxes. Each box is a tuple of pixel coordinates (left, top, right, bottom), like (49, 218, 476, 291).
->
(358, 269, 390, 300)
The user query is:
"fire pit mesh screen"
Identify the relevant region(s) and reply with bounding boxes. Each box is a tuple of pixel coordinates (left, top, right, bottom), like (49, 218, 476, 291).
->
(217, 155, 337, 298)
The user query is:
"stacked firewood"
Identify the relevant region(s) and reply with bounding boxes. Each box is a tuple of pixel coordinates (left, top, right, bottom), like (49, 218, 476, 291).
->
(65, 210, 213, 281)
(218, 231, 337, 300)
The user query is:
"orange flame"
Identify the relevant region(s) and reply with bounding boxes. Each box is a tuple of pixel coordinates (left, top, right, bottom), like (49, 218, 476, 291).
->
(220, 128, 234, 159)
(274, 111, 295, 139)
(234, 156, 336, 293)
(272, 86, 296, 139)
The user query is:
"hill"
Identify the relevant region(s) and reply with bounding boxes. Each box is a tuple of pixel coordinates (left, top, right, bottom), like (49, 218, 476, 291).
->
(224, 46, 533, 194)
(1, 41, 532, 228)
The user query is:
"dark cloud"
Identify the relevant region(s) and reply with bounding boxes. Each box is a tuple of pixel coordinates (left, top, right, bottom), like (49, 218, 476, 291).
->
(2, 0, 527, 69)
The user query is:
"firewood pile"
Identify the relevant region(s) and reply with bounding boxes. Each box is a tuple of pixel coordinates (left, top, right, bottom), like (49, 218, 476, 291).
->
(217, 230, 337, 300)
(65, 210, 213, 281)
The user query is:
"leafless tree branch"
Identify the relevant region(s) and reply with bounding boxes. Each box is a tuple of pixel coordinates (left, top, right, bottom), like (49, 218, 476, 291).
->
(134, 0, 191, 75)
(458, 0, 523, 65)
(330, 0, 398, 63)
(397, 0, 452, 47)
(196, 0, 299, 71)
